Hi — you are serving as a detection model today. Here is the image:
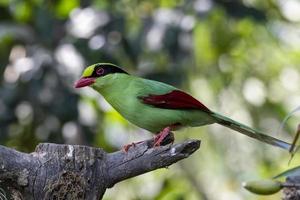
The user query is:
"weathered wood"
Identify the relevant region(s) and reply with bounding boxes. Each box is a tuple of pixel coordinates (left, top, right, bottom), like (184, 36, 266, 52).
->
(0, 138, 200, 200)
(283, 176, 300, 200)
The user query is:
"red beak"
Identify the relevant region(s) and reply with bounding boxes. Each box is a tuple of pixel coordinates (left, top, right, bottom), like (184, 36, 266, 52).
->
(74, 77, 96, 88)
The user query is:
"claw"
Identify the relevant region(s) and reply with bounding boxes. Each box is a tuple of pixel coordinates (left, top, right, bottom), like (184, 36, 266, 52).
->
(122, 141, 144, 152)
(123, 125, 176, 152)
(154, 127, 172, 147)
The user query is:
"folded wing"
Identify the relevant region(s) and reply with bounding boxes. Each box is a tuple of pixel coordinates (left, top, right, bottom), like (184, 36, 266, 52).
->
(139, 90, 211, 113)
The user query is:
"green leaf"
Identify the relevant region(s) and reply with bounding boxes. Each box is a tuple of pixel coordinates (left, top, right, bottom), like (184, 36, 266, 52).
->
(11, 1, 32, 22)
(55, 0, 79, 18)
(274, 166, 300, 179)
(0, 0, 8, 6)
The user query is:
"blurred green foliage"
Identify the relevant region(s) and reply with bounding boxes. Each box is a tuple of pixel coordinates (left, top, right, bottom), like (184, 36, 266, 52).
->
(0, 0, 300, 199)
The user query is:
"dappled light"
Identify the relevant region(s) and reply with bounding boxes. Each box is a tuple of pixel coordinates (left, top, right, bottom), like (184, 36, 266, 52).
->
(0, 0, 300, 199)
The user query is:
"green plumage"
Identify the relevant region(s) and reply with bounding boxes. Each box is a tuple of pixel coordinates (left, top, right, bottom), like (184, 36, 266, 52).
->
(92, 73, 215, 133)
(76, 63, 293, 151)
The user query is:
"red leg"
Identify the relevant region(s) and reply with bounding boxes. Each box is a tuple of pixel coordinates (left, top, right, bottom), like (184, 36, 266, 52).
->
(123, 124, 178, 151)
(154, 127, 172, 147)
(122, 141, 144, 152)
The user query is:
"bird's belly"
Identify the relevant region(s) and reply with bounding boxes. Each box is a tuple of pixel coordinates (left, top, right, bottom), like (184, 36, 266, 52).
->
(123, 108, 183, 132)
(115, 104, 215, 133)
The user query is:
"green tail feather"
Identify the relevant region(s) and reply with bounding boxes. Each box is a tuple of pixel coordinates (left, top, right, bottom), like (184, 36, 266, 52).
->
(211, 112, 292, 150)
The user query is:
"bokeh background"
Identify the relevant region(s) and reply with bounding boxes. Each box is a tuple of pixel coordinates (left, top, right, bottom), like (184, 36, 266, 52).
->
(1, 0, 300, 199)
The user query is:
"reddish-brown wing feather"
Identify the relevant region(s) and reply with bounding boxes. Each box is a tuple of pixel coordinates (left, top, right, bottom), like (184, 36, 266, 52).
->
(139, 90, 211, 113)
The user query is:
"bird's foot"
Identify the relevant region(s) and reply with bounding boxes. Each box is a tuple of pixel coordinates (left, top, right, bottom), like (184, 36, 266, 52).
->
(123, 126, 175, 152)
(154, 127, 173, 147)
(122, 141, 144, 152)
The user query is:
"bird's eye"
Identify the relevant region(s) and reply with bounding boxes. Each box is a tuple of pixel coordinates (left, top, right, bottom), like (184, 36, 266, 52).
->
(96, 68, 104, 76)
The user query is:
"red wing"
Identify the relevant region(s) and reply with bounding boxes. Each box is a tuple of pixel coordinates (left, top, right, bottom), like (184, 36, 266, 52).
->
(139, 90, 211, 113)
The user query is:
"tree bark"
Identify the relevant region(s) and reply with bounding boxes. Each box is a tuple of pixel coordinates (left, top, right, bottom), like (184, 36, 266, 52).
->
(282, 176, 300, 200)
(0, 138, 200, 200)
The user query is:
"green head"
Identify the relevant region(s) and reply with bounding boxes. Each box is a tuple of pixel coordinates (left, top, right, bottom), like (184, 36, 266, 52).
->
(74, 63, 128, 88)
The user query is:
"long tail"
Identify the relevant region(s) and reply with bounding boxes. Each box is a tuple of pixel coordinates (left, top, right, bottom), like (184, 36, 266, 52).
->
(211, 112, 292, 150)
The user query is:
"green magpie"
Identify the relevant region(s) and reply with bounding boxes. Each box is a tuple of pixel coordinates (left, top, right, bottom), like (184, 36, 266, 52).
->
(75, 63, 292, 151)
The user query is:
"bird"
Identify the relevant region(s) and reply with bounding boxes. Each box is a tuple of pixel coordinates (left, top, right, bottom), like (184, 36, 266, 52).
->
(74, 63, 292, 151)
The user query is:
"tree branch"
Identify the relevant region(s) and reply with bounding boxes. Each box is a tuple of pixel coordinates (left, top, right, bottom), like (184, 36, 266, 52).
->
(283, 176, 300, 200)
(0, 138, 200, 199)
